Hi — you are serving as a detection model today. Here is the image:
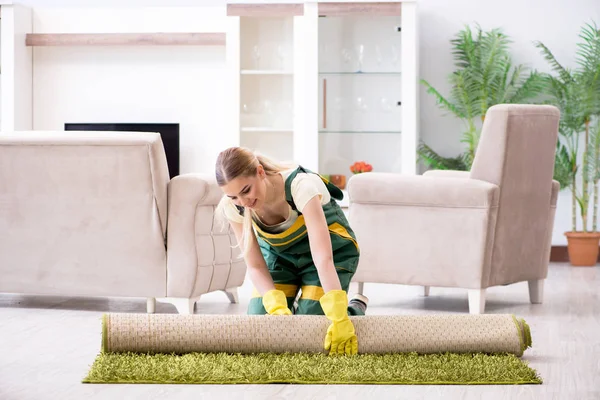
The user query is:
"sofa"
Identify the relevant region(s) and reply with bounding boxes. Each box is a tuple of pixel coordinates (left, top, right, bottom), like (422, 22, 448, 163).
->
(347, 104, 560, 314)
(0, 131, 246, 314)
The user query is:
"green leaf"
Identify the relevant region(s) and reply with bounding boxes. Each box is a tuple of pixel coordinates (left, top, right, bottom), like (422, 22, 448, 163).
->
(422, 24, 546, 167)
(534, 41, 573, 83)
(417, 142, 469, 171)
(554, 142, 575, 190)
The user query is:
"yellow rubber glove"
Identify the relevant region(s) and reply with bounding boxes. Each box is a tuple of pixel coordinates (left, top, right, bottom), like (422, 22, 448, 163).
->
(262, 289, 293, 315)
(319, 290, 358, 355)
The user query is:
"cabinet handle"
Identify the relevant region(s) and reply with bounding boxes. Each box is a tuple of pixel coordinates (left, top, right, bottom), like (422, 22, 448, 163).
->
(323, 78, 327, 129)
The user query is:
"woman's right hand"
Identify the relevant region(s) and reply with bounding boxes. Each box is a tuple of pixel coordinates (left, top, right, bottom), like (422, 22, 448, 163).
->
(262, 289, 293, 315)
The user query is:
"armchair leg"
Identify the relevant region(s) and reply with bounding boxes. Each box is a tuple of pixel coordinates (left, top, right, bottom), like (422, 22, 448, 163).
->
(350, 282, 364, 295)
(422, 286, 430, 297)
(468, 289, 486, 314)
(156, 297, 201, 315)
(222, 288, 239, 304)
(528, 279, 544, 304)
(146, 297, 156, 314)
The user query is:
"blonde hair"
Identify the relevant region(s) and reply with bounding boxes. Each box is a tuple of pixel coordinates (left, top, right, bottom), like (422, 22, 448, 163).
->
(215, 147, 289, 257)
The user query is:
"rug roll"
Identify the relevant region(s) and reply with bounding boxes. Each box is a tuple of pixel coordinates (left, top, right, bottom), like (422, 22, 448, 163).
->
(102, 313, 531, 356)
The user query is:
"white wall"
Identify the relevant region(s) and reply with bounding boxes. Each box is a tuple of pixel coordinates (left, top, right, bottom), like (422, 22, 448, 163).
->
(1, 4, 33, 131)
(32, 7, 233, 174)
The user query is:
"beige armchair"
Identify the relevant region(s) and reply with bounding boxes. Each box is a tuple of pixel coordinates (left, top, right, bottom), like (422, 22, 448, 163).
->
(347, 104, 560, 314)
(0, 131, 246, 314)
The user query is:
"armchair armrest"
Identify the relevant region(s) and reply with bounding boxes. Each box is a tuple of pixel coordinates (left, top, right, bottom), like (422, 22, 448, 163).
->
(348, 172, 499, 208)
(166, 174, 245, 298)
(423, 170, 470, 179)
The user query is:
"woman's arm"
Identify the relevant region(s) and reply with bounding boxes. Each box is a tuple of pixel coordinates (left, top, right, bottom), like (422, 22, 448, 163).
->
(302, 196, 342, 292)
(230, 221, 276, 295)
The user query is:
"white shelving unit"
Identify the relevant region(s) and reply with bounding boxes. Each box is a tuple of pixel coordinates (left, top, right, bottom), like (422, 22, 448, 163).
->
(228, 1, 419, 179)
(235, 13, 297, 162)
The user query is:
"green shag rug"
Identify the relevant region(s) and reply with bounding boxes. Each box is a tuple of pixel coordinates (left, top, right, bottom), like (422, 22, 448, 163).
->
(83, 352, 542, 385)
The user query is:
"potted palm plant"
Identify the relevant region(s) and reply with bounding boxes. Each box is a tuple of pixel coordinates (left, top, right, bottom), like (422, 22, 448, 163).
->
(535, 22, 600, 266)
(419, 25, 545, 170)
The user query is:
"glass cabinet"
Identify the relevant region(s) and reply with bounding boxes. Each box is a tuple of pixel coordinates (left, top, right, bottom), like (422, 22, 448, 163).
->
(229, 1, 418, 198)
(318, 13, 404, 182)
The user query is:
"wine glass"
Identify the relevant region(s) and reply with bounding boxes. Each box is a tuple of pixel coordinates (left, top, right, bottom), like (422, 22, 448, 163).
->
(375, 45, 383, 67)
(341, 48, 352, 72)
(380, 97, 393, 113)
(356, 44, 365, 72)
(252, 45, 261, 69)
(391, 44, 400, 67)
(355, 96, 368, 113)
(276, 44, 286, 70)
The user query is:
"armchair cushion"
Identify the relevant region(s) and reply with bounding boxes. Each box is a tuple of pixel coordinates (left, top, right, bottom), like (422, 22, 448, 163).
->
(349, 173, 499, 209)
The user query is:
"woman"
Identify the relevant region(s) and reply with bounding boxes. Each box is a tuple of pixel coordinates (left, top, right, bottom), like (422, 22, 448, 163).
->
(215, 147, 367, 355)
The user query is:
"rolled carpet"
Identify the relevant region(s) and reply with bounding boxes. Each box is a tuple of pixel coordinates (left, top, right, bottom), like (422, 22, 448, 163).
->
(102, 313, 531, 356)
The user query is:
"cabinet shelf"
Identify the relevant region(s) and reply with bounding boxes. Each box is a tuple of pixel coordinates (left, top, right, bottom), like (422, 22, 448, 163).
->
(319, 130, 401, 134)
(241, 69, 293, 75)
(319, 71, 401, 76)
(241, 127, 293, 132)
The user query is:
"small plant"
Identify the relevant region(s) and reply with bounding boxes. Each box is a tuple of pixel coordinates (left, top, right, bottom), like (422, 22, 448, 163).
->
(350, 161, 373, 174)
(419, 25, 545, 171)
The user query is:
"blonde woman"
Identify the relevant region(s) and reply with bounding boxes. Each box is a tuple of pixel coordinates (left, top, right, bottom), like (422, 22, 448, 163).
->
(215, 147, 367, 355)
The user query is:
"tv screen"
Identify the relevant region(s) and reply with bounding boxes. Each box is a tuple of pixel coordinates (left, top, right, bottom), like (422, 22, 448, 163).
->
(65, 123, 180, 179)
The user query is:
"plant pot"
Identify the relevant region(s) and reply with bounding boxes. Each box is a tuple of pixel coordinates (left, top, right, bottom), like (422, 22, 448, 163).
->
(564, 231, 600, 266)
(330, 174, 347, 190)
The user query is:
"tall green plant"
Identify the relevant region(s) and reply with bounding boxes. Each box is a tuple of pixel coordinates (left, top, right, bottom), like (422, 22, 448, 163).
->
(535, 22, 600, 232)
(420, 25, 545, 170)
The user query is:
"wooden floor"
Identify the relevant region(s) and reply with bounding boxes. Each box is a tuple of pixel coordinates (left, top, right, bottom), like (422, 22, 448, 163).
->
(0, 262, 598, 399)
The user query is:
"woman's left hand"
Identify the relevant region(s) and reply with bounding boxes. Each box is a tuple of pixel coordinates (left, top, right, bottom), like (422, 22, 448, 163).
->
(319, 290, 358, 355)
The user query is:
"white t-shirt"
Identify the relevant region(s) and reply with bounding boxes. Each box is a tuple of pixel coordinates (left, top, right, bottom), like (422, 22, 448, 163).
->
(222, 169, 331, 233)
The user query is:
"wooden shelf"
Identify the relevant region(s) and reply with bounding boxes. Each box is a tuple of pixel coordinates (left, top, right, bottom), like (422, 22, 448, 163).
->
(241, 70, 293, 75)
(241, 127, 293, 132)
(318, 2, 401, 16)
(25, 32, 226, 47)
(227, 3, 304, 17)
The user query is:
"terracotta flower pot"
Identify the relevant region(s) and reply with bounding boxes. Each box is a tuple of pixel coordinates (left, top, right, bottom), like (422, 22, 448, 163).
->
(564, 231, 600, 266)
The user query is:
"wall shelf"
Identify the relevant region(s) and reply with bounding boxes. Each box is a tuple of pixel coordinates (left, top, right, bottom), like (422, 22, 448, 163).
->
(25, 32, 226, 47)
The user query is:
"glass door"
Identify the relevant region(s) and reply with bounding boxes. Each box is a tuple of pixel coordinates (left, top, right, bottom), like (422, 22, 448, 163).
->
(318, 13, 403, 202)
(239, 16, 295, 162)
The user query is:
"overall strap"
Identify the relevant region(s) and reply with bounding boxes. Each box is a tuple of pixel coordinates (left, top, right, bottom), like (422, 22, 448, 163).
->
(284, 166, 344, 215)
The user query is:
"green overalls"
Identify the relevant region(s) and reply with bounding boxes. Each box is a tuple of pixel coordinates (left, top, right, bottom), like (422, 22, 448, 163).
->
(241, 166, 364, 316)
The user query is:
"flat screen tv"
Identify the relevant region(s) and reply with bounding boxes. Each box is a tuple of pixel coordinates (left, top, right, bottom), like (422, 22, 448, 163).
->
(65, 123, 180, 179)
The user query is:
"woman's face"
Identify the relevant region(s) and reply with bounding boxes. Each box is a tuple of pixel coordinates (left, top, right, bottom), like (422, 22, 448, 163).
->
(221, 166, 267, 210)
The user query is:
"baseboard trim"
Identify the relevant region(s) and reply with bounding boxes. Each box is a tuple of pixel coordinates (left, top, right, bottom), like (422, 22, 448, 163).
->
(550, 245, 600, 262)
